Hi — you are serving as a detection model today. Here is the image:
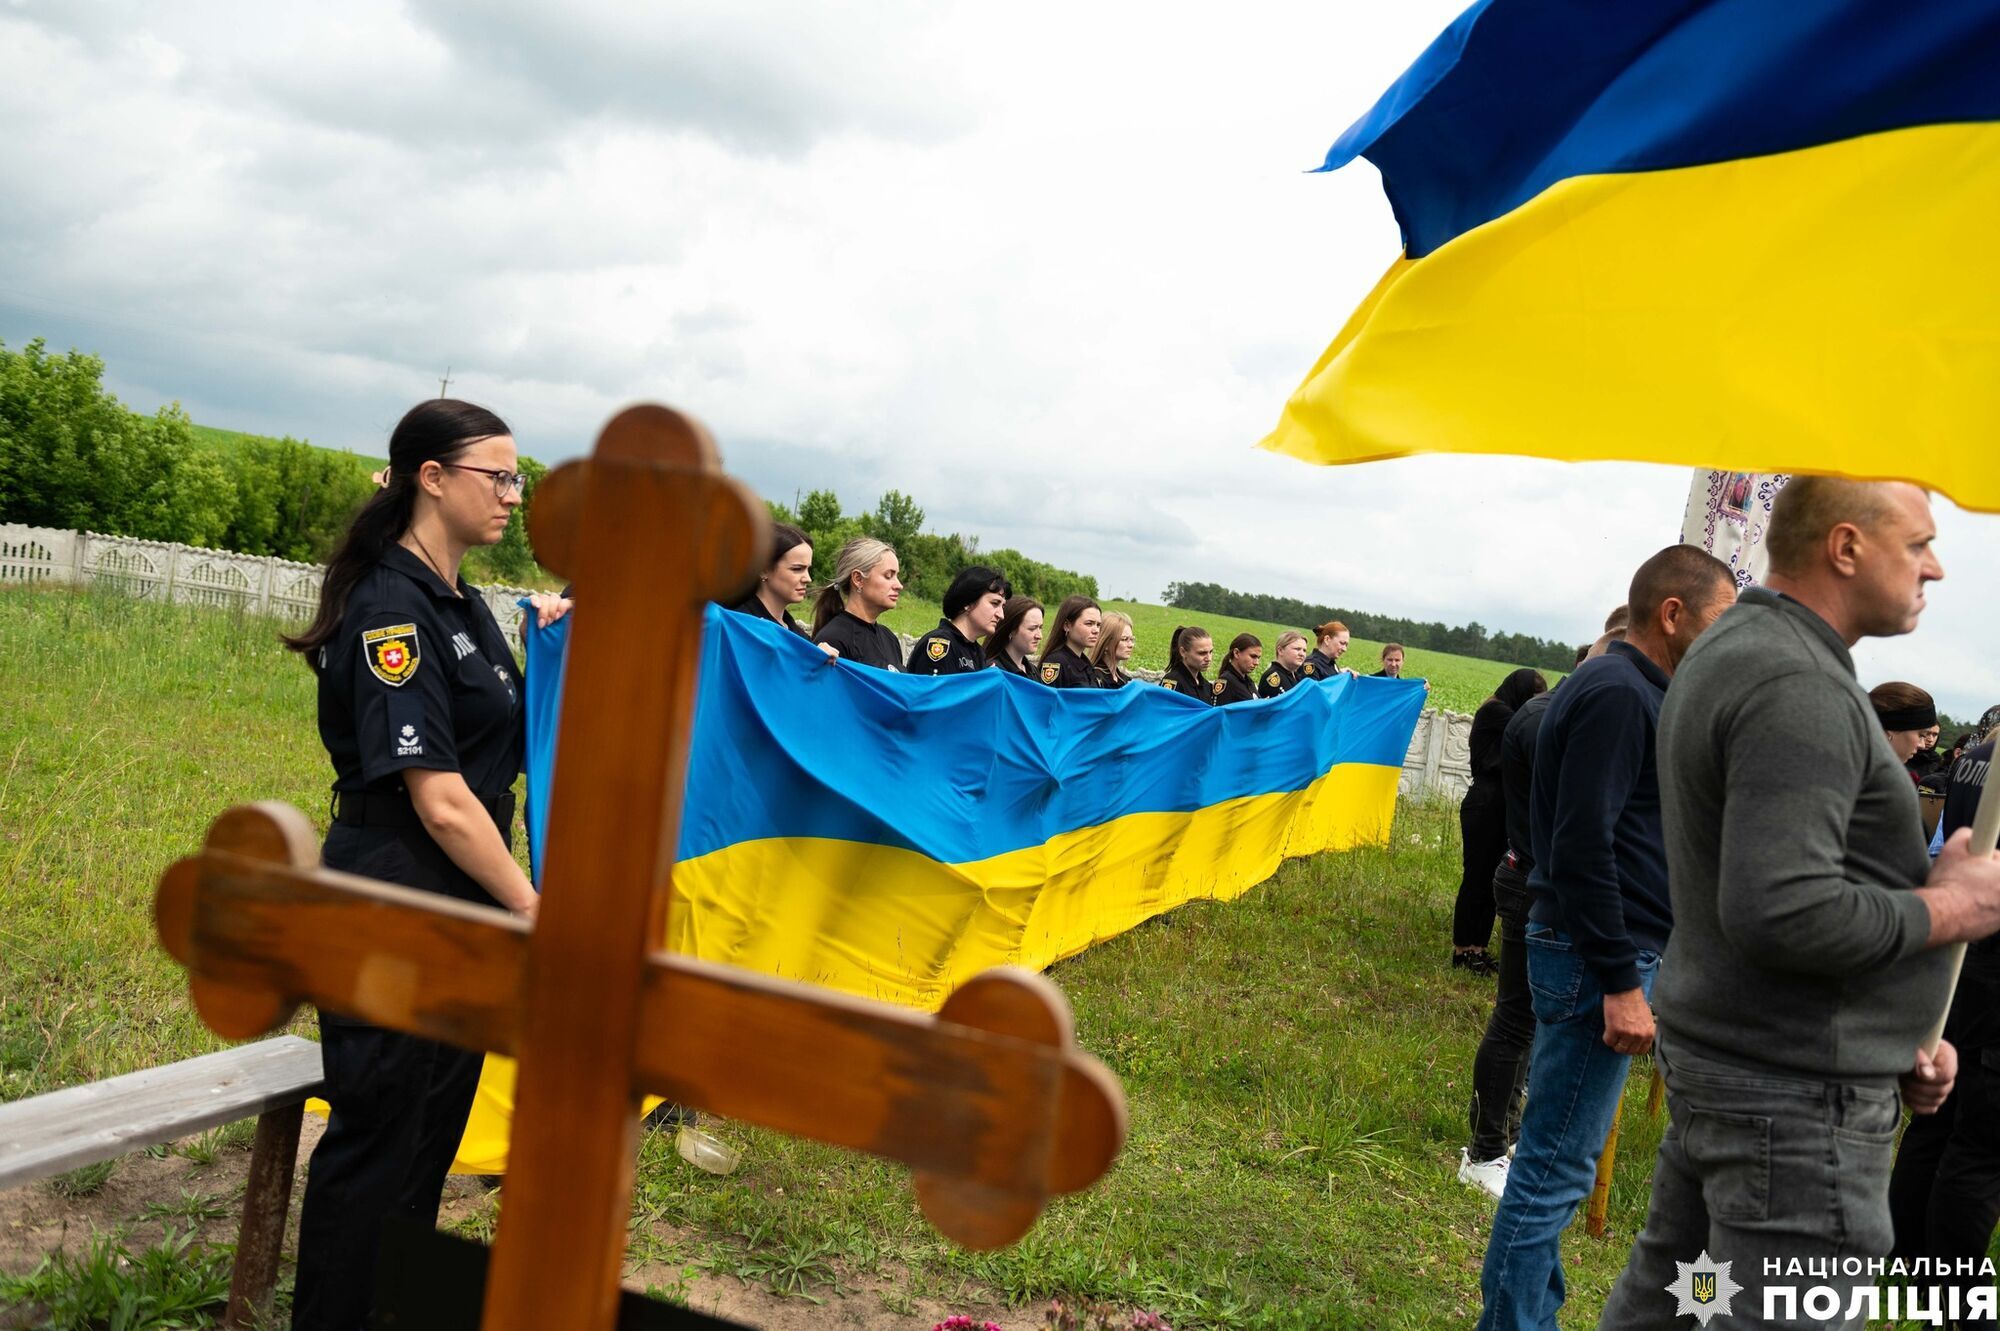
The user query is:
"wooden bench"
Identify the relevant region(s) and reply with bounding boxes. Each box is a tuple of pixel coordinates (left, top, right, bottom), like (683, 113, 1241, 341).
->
(0, 1035, 323, 1328)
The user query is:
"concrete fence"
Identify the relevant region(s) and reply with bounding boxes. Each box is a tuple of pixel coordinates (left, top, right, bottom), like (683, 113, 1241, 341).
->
(0, 522, 1477, 801)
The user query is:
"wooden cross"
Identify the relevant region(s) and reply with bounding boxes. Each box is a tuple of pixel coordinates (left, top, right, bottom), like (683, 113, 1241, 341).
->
(154, 405, 1127, 1330)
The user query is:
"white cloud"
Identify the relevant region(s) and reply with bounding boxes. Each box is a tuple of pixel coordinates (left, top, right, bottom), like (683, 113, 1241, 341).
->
(4, 0, 1997, 717)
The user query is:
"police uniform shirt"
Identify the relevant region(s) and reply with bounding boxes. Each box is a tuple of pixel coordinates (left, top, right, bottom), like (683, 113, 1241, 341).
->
(319, 545, 523, 804)
(1038, 644, 1100, 688)
(1300, 649, 1343, 681)
(1257, 662, 1300, 698)
(907, 619, 983, 675)
(729, 591, 809, 639)
(1213, 663, 1257, 705)
(1092, 665, 1131, 689)
(993, 652, 1035, 679)
(814, 609, 903, 671)
(1161, 659, 1214, 703)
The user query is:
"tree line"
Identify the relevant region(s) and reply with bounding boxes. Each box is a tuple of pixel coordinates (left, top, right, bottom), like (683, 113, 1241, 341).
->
(1162, 579, 1579, 673)
(771, 489, 1097, 608)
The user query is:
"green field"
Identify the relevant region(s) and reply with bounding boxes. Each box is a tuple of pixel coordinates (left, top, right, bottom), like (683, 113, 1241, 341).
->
(0, 583, 1651, 1328)
(187, 422, 382, 469)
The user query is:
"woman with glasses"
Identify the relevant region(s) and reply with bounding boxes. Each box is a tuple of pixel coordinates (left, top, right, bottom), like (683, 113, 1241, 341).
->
(281, 399, 568, 1331)
(1090, 612, 1137, 688)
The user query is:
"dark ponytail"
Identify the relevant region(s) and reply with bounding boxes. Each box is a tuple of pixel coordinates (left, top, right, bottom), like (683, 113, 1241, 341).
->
(1169, 624, 1210, 667)
(283, 399, 510, 659)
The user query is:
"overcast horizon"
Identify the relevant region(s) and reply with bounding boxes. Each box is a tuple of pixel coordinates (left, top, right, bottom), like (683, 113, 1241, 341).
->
(6, 1, 1997, 718)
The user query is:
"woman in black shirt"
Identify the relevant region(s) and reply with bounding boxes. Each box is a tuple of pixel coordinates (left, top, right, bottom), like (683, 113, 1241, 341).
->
(1090, 612, 1136, 688)
(280, 399, 569, 1331)
(1213, 633, 1262, 704)
(985, 596, 1044, 678)
(1037, 594, 1104, 688)
(1161, 625, 1215, 702)
(1259, 630, 1307, 697)
(810, 537, 904, 670)
(1453, 667, 1548, 975)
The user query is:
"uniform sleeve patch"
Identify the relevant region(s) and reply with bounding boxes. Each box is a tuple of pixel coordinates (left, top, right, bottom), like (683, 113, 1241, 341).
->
(1040, 662, 1061, 684)
(1302, 663, 1317, 677)
(927, 639, 948, 661)
(362, 624, 422, 686)
(1162, 679, 1178, 691)
(1211, 680, 1225, 697)
(1264, 671, 1278, 687)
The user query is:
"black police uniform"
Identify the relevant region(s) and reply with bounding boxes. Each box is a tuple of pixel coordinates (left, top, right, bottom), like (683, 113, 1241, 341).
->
(992, 651, 1040, 679)
(1257, 662, 1301, 698)
(1092, 664, 1132, 689)
(291, 545, 524, 1331)
(1038, 644, 1100, 688)
(1213, 663, 1257, 705)
(814, 609, 902, 671)
(729, 591, 809, 638)
(1300, 649, 1342, 681)
(1161, 659, 1213, 702)
(906, 619, 983, 675)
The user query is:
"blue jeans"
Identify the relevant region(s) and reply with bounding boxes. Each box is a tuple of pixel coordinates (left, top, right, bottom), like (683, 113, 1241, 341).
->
(1475, 924, 1659, 1331)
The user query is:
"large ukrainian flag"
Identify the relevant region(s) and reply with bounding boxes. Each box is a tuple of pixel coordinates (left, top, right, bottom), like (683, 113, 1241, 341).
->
(444, 606, 1425, 1170)
(1262, 0, 2000, 513)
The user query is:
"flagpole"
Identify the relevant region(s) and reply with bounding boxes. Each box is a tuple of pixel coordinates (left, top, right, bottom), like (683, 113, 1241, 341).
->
(1922, 770, 2000, 1054)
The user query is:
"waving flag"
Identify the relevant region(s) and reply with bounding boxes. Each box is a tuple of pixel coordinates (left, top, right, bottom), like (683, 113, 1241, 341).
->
(1261, 0, 2000, 513)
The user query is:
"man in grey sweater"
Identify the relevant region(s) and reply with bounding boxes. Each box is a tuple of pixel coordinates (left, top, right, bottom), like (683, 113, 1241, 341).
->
(1601, 479, 2000, 1329)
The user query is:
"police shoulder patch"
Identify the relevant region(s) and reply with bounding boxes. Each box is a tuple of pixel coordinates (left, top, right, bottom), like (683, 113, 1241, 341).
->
(1040, 662, 1061, 684)
(927, 638, 948, 661)
(1302, 663, 1318, 677)
(1264, 671, 1279, 687)
(362, 623, 422, 686)
(1211, 679, 1225, 697)
(1162, 679, 1178, 691)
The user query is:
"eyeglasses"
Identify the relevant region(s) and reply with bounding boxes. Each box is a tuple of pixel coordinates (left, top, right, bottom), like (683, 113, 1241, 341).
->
(443, 464, 527, 497)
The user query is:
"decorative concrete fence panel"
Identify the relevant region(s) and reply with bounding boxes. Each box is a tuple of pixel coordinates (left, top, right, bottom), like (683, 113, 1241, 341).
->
(3, 522, 1473, 796)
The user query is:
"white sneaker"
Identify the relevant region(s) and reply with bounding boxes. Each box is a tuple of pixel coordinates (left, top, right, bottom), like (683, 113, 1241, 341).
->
(1458, 1147, 1510, 1200)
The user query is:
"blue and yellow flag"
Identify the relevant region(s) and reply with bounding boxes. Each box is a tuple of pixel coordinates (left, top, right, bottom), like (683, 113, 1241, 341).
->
(448, 606, 1424, 1171)
(1262, 0, 2000, 512)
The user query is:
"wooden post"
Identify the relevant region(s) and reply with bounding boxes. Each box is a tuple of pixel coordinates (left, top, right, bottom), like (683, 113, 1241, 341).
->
(1646, 1065, 1665, 1119)
(1586, 1103, 1622, 1240)
(222, 1100, 305, 1329)
(154, 404, 1128, 1331)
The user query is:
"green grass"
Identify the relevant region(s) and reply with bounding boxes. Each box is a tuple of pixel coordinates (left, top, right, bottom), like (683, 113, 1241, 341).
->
(188, 421, 383, 470)
(0, 1228, 233, 1330)
(0, 583, 1654, 1327)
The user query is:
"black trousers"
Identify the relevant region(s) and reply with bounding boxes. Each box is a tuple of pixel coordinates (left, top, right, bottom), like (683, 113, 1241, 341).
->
(1888, 970, 2000, 1326)
(1453, 782, 1507, 950)
(1467, 859, 1534, 1161)
(291, 819, 501, 1331)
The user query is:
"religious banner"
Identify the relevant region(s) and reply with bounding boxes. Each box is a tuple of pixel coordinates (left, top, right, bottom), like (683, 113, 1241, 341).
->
(1679, 469, 1790, 589)
(448, 604, 1426, 1172)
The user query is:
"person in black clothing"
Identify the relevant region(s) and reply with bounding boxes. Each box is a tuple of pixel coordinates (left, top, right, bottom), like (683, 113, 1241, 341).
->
(1890, 733, 2000, 1312)
(1037, 594, 1104, 688)
(1374, 642, 1407, 677)
(907, 565, 1011, 675)
(1161, 625, 1215, 702)
(281, 400, 569, 1331)
(1301, 620, 1351, 681)
(1090, 611, 1137, 687)
(729, 521, 840, 660)
(1453, 668, 1548, 976)
(1213, 633, 1262, 704)
(811, 536, 903, 670)
(1258, 630, 1307, 697)
(985, 595, 1044, 678)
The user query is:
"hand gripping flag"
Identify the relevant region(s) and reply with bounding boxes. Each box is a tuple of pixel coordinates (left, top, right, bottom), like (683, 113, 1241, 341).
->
(1260, 0, 2000, 514)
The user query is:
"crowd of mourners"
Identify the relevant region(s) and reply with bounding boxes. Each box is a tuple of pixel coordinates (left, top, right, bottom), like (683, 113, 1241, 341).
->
(725, 520, 1418, 700)
(1437, 478, 2000, 1330)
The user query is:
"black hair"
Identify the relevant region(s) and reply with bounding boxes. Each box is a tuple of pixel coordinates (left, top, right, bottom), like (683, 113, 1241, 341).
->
(284, 399, 509, 659)
(943, 565, 1013, 621)
(767, 521, 810, 569)
(1493, 667, 1549, 712)
(1226, 632, 1261, 668)
(1168, 624, 1212, 667)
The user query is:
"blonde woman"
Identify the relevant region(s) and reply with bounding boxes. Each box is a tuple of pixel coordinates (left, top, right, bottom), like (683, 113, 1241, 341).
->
(810, 537, 903, 670)
(1091, 612, 1136, 688)
(1259, 629, 1308, 697)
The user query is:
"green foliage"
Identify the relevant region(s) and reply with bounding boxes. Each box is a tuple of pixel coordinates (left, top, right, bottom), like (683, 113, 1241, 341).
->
(208, 430, 376, 563)
(860, 488, 924, 552)
(1163, 578, 1579, 674)
(48, 1158, 117, 1199)
(462, 454, 548, 586)
(0, 1227, 232, 1330)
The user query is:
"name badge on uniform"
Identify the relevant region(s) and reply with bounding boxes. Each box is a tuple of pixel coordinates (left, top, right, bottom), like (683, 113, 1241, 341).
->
(927, 639, 948, 662)
(363, 624, 422, 686)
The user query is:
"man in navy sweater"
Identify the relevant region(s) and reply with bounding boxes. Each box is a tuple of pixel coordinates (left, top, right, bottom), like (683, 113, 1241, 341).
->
(1475, 545, 1737, 1331)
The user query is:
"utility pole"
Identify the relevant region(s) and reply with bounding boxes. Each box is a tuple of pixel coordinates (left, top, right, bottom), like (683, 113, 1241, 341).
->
(438, 366, 453, 398)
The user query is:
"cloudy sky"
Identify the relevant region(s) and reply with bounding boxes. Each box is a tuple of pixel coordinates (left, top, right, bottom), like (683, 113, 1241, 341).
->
(5, 1, 1996, 717)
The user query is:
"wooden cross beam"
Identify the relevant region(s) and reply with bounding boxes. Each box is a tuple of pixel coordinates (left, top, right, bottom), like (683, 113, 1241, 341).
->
(153, 405, 1127, 1330)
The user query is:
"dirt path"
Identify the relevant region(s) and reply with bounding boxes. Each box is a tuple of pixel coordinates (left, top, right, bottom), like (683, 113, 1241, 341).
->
(0, 1119, 1042, 1330)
